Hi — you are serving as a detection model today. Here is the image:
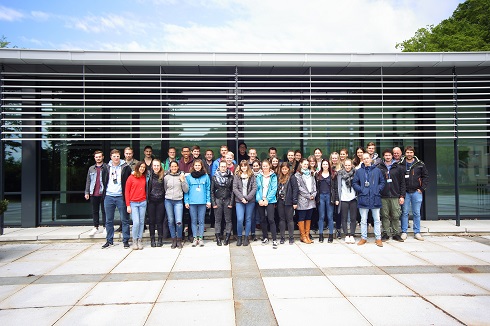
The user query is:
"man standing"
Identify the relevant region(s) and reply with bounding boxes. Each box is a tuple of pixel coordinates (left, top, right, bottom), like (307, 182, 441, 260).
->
(353, 153, 386, 247)
(377, 149, 406, 242)
(124, 147, 139, 171)
(399, 146, 429, 241)
(143, 146, 154, 168)
(268, 147, 278, 160)
(204, 149, 214, 175)
(178, 146, 194, 174)
(85, 150, 107, 236)
(237, 142, 249, 163)
(102, 149, 130, 249)
(191, 145, 201, 160)
(163, 147, 178, 171)
(366, 142, 382, 166)
(211, 145, 229, 176)
(392, 147, 403, 163)
(247, 147, 258, 168)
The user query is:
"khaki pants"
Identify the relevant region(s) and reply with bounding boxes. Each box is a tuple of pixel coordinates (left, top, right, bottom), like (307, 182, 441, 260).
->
(380, 197, 401, 236)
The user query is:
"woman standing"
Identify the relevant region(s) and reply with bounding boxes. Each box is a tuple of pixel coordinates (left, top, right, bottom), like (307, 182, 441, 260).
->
(212, 160, 234, 246)
(125, 162, 147, 250)
(184, 159, 211, 247)
(337, 159, 357, 244)
(339, 148, 349, 167)
(352, 146, 365, 170)
(316, 159, 339, 243)
(256, 159, 278, 248)
(147, 159, 166, 247)
(277, 162, 298, 244)
(251, 159, 262, 240)
(295, 158, 317, 244)
(270, 157, 280, 175)
(313, 148, 323, 172)
(164, 161, 189, 249)
(233, 160, 257, 246)
(330, 152, 343, 239)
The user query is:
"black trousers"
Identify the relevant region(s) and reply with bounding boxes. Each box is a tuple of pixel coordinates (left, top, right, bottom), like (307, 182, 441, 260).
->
(148, 199, 165, 238)
(90, 195, 105, 228)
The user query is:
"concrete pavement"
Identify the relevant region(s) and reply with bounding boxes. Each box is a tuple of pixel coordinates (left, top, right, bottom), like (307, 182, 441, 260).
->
(0, 220, 489, 325)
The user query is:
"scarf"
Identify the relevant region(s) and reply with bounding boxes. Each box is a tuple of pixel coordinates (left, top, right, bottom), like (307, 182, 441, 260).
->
(214, 169, 231, 187)
(191, 170, 206, 179)
(337, 168, 355, 189)
(301, 168, 311, 176)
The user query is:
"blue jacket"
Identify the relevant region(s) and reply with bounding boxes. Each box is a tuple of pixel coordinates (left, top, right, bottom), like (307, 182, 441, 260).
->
(352, 164, 385, 209)
(255, 172, 278, 204)
(184, 174, 211, 205)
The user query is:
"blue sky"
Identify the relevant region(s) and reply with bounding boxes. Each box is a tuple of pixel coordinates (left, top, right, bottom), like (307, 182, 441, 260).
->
(0, 0, 465, 52)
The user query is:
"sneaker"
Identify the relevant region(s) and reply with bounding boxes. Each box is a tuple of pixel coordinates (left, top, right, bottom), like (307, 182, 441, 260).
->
(272, 240, 278, 249)
(88, 227, 98, 236)
(414, 233, 425, 241)
(400, 232, 407, 240)
(199, 238, 204, 247)
(392, 234, 404, 242)
(350, 236, 355, 244)
(261, 238, 269, 245)
(381, 234, 390, 241)
(375, 239, 383, 247)
(123, 241, 130, 249)
(344, 235, 350, 243)
(132, 240, 139, 250)
(137, 238, 143, 250)
(357, 238, 367, 246)
(115, 226, 122, 233)
(289, 238, 294, 245)
(101, 241, 113, 249)
(192, 237, 198, 247)
(252, 233, 257, 241)
(280, 238, 285, 244)
(101, 228, 107, 236)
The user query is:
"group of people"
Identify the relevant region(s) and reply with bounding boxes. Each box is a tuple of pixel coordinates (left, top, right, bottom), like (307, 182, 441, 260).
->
(84, 142, 429, 250)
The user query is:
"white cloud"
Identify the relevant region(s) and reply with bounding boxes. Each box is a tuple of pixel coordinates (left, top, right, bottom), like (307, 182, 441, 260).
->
(65, 13, 151, 35)
(0, 5, 24, 22)
(31, 11, 51, 21)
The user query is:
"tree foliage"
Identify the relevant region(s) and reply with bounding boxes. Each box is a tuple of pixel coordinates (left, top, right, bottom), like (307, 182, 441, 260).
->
(1, 35, 11, 48)
(396, 0, 490, 51)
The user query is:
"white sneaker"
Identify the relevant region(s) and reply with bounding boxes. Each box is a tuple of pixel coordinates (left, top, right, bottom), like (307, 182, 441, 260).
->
(96, 227, 104, 234)
(272, 240, 278, 249)
(199, 238, 204, 247)
(350, 236, 355, 244)
(101, 228, 107, 236)
(344, 236, 350, 243)
(401, 233, 407, 240)
(192, 238, 198, 247)
(414, 233, 424, 241)
(88, 227, 98, 236)
(261, 238, 269, 245)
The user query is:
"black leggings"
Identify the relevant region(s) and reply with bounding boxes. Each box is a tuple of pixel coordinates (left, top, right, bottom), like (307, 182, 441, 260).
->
(341, 199, 358, 236)
(148, 199, 164, 238)
(258, 204, 277, 241)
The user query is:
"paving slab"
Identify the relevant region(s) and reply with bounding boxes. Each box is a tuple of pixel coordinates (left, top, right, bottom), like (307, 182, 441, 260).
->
(38, 226, 93, 240)
(0, 227, 61, 241)
(0, 306, 71, 326)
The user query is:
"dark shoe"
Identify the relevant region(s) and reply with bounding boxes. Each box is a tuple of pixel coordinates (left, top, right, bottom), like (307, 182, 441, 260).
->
(336, 229, 342, 239)
(328, 234, 333, 243)
(151, 237, 156, 247)
(256, 224, 262, 230)
(171, 238, 177, 249)
(319, 234, 324, 243)
(381, 233, 390, 241)
(115, 226, 122, 233)
(289, 237, 294, 245)
(216, 233, 222, 246)
(243, 236, 249, 246)
(101, 241, 113, 249)
(309, 232, 314, 243)
(157, 237, 163, 247)
(176, 238, 183, 249)
(224, 233, 231, 246)
(237, 236, 243, 246)
(252, 233, 257, 241)
(392, 234, 404, 242)
(280, 238, 285, 244)
(123, 241, 130, 249)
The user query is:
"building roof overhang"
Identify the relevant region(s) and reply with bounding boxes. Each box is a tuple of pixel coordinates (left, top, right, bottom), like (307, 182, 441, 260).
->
(1, 49, 490, 68)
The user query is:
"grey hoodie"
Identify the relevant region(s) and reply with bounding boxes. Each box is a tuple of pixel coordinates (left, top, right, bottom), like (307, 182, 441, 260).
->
(164, 172, 189, 200)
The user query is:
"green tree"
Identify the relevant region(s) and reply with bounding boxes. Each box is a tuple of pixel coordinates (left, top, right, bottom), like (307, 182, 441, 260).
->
(0, 35, 11, 48)
(396, 0, 490, 51)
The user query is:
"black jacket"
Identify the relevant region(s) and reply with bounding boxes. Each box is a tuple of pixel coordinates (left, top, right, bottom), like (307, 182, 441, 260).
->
(377, 161, 406, 198)
(278, 176, 299, 206)
(315, 172, 339, 204)
(399, 156, 429, 193)
(211, 172, 235, 207)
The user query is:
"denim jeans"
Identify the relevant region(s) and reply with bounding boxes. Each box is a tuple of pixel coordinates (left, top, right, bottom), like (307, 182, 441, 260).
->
(130, 200, 147, 239)
(317, 192, 334, 235)
(189, 204, 207, 238)
(104, 195, 129, 243)
(235, 201, 255, 236)
(359, 208, 381, 240)
(401, 191, 423, 234)
(165, 199, 184, 238)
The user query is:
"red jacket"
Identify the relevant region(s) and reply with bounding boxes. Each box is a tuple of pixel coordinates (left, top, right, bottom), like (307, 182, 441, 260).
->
(125, 175, 146, 206)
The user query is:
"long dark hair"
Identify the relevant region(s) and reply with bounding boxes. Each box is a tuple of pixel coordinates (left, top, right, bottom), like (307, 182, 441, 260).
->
(352, 146, 365, 167)
(316, 159, 334, 180)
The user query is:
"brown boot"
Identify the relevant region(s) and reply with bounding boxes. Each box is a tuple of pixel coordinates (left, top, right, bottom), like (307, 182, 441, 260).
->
(171, 238, 177, 249)
(304, 220, 312, 244)
(176, 238, 183, 249)
(298, 221, 307, 243)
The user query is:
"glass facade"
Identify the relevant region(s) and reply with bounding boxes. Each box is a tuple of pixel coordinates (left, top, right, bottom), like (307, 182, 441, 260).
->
(1, 51, 489, 226)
